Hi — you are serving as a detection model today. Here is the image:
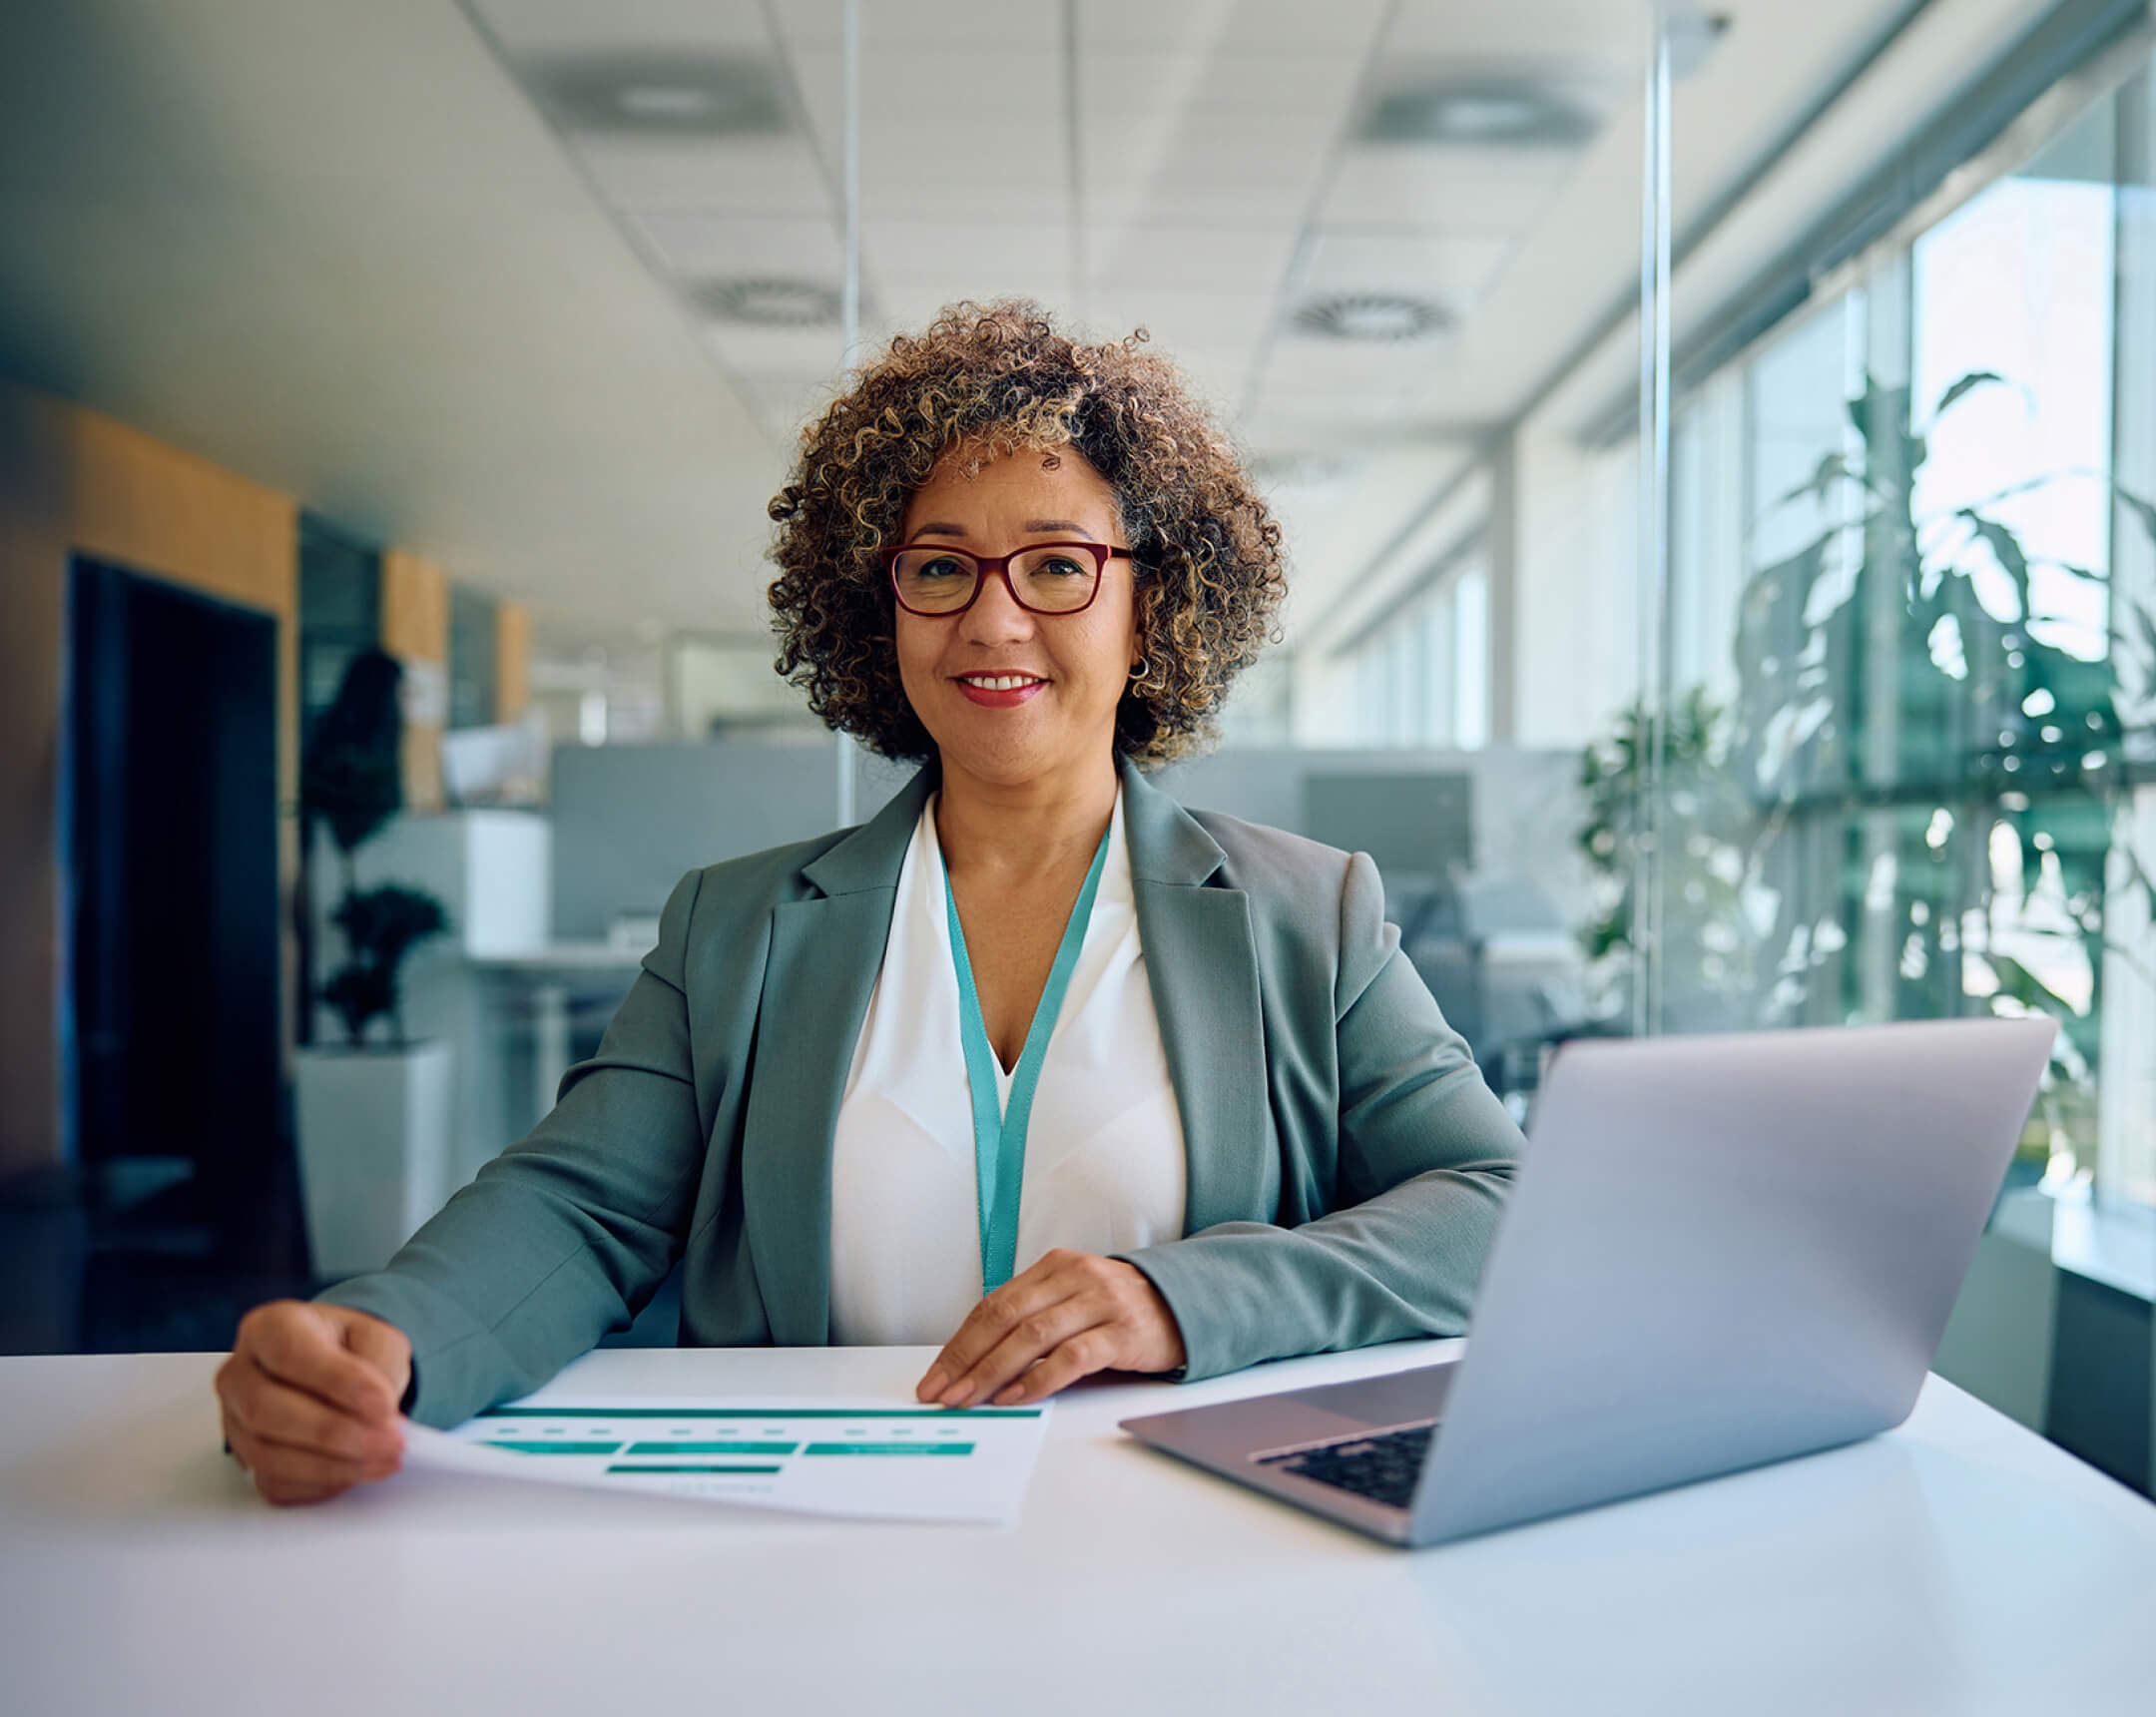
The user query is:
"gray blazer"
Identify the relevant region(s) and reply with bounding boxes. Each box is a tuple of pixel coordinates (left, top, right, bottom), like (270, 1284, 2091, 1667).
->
(319, 759, 1523, 1428)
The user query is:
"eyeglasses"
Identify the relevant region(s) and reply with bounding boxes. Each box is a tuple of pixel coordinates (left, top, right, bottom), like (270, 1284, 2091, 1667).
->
(881, 540, 1133, 617)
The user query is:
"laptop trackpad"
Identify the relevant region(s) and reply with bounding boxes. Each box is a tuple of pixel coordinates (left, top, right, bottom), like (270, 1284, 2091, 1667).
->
(1280, 1361, 1459, 1432)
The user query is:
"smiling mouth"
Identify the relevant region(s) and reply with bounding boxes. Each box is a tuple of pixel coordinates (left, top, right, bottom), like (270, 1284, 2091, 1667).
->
(953, 673, 1046, 690)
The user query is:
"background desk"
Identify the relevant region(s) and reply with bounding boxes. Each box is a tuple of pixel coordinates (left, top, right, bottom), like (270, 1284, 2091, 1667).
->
(4, 1341, 2154, 1716)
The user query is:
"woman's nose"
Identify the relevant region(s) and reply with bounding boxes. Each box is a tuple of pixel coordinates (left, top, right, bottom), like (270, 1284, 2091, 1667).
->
(957, 568, 1035, 640)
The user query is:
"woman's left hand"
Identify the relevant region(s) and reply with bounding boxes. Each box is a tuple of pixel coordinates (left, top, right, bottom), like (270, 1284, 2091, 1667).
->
(915, 1249, 1187, 1408)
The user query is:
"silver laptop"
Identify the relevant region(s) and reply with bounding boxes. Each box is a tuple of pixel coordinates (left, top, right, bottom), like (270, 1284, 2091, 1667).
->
(1122, 1018, 2055, 1547)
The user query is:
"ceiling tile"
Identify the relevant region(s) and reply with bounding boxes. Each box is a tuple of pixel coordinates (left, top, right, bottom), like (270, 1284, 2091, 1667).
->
(700, 321, 851, 375)
(1378, 0, 1645, 62)
(471, 0, 774, 56)
(1141, 342, 1256, 410)
(868, 279, 1077, 334)
(1323, 145, 1572, 230)
(775, 0, 1060, 53)
(1095, 0, 1391, 58)
(1094, 138, 1334, 224)
(736, 370, 843, 437)
(1297, 229, 1517, 308)
(1075, 0, 1237, 57)
(1084, 50, 1367, 123)
(574, 136, 831, 215)
(862, 220, 1071, 280)
(1084, 288, 1277, 353)
(634, 211, 844, 277)
(1088, 223, 1301, 293)
(1262, 336, 1457, 396)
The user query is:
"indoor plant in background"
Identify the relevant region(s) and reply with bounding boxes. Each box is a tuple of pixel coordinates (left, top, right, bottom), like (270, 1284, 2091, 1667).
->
(293, 649, 454, 1279)
(1582, 368, 2156, 1192)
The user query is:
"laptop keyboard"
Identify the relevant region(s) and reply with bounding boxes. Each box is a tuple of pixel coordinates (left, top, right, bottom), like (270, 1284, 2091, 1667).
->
(1258, 1423, 1434, 1511)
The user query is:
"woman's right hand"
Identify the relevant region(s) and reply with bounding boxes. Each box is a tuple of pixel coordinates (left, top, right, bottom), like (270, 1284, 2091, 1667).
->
(215, 1301, 413, 1506)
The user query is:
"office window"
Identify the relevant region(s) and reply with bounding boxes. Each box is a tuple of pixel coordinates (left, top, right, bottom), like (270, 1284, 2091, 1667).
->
(1642, 61, 2156, 1206)
(448, 588, 500, 731)
(1335, 546, 1490, 750)
(297, 517, 381, 735)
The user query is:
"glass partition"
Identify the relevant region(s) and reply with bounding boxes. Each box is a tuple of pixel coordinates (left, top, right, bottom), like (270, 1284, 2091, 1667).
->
(1639, 42, 2156, 1218)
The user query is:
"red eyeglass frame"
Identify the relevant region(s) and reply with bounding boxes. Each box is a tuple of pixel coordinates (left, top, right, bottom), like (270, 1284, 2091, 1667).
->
(879, 540, 1134, 617)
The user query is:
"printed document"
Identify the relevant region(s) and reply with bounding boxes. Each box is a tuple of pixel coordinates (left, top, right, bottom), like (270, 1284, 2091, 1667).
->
(400, 1396, 1049, 1523)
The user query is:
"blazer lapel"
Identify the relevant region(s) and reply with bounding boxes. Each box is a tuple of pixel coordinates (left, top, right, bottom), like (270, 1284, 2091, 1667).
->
(1121, 762, 1274, 1232)
(740, 768, 931, 1345)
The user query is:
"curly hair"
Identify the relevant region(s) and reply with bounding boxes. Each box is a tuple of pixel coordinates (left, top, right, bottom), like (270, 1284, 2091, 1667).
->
(767, 299, 1285, 768)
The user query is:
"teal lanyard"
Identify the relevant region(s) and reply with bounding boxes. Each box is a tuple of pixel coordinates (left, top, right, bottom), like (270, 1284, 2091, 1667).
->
(941, 822, 1113, 1293)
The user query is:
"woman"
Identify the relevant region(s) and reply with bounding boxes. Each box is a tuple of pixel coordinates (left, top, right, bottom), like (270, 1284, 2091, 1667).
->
(216, 302, 1523, 1505)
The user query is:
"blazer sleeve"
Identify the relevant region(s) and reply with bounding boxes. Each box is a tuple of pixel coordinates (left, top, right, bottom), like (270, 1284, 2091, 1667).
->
(314, 868, 712, 1427)
(1117, 853, 1521, 1381)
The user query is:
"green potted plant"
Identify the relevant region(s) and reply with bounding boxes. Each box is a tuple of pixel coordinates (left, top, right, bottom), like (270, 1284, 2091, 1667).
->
(292, 649, 456, 1278)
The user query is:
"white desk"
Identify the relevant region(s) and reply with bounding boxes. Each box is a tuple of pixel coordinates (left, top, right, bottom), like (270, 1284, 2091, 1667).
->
(5, 1342, 2154, 1717)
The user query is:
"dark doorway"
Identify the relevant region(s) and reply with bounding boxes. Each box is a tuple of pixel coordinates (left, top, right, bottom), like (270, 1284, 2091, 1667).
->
(64, 560, 282, 1228)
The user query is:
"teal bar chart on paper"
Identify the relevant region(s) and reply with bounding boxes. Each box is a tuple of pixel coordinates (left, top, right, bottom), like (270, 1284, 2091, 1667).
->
(398, 1398, 1051, 1523)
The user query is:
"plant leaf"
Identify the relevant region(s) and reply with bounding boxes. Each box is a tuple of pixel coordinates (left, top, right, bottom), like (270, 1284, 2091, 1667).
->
(1958, 509, 2032, 623)
(1775, 452, 1855, 510)
(2118, 485, 2156, 549)
(1933, 370, 2004, 418)
(1987, 951, 2085, 1019)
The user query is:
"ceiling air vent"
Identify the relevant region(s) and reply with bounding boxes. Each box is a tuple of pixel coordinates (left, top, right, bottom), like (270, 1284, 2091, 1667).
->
(529, 52, 789, 139)
(1293, 294, 1450, 343)
(691, 279, 843, 327)
(1362, 81, 1601, 149)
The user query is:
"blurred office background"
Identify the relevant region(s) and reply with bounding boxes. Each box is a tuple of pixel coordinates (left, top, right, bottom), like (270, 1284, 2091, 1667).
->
(1, 0, 2150, 1491)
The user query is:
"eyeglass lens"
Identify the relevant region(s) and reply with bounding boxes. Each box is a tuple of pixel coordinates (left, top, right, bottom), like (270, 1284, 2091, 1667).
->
(892, 545, 1101, 614)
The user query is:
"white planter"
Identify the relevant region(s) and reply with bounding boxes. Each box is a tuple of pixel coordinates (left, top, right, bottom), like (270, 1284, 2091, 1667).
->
(293, 1040, 455, 1280)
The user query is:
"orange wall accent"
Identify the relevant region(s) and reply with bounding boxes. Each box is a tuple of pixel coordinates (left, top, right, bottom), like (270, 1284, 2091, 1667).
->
(496, 601, 531, 723)
(381, 549, 449, 812)
(381, 549, 449, 663)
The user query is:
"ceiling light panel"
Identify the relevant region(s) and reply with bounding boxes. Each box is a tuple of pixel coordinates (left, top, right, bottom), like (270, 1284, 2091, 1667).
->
(691, 279, 845, 329)
(1362, 80, 1603, 149)
(521, 49, 790, 139)
(1292, 293, 1451, 343)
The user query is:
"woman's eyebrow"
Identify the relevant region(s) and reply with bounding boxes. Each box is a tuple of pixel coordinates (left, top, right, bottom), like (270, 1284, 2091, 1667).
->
(907, 519, 1096, 539)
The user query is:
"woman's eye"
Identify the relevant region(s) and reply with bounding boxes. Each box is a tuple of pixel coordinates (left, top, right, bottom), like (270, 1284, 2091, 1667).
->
(915, 556, 968, 580)
(1035, 555, 1084, 578)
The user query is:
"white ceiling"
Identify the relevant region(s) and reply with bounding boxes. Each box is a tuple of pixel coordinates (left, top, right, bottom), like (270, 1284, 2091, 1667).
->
(0, 0, 1953, 646)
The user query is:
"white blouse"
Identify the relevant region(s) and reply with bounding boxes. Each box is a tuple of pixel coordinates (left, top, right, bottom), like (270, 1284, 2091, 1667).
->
(827, 787, 1188, 1347)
